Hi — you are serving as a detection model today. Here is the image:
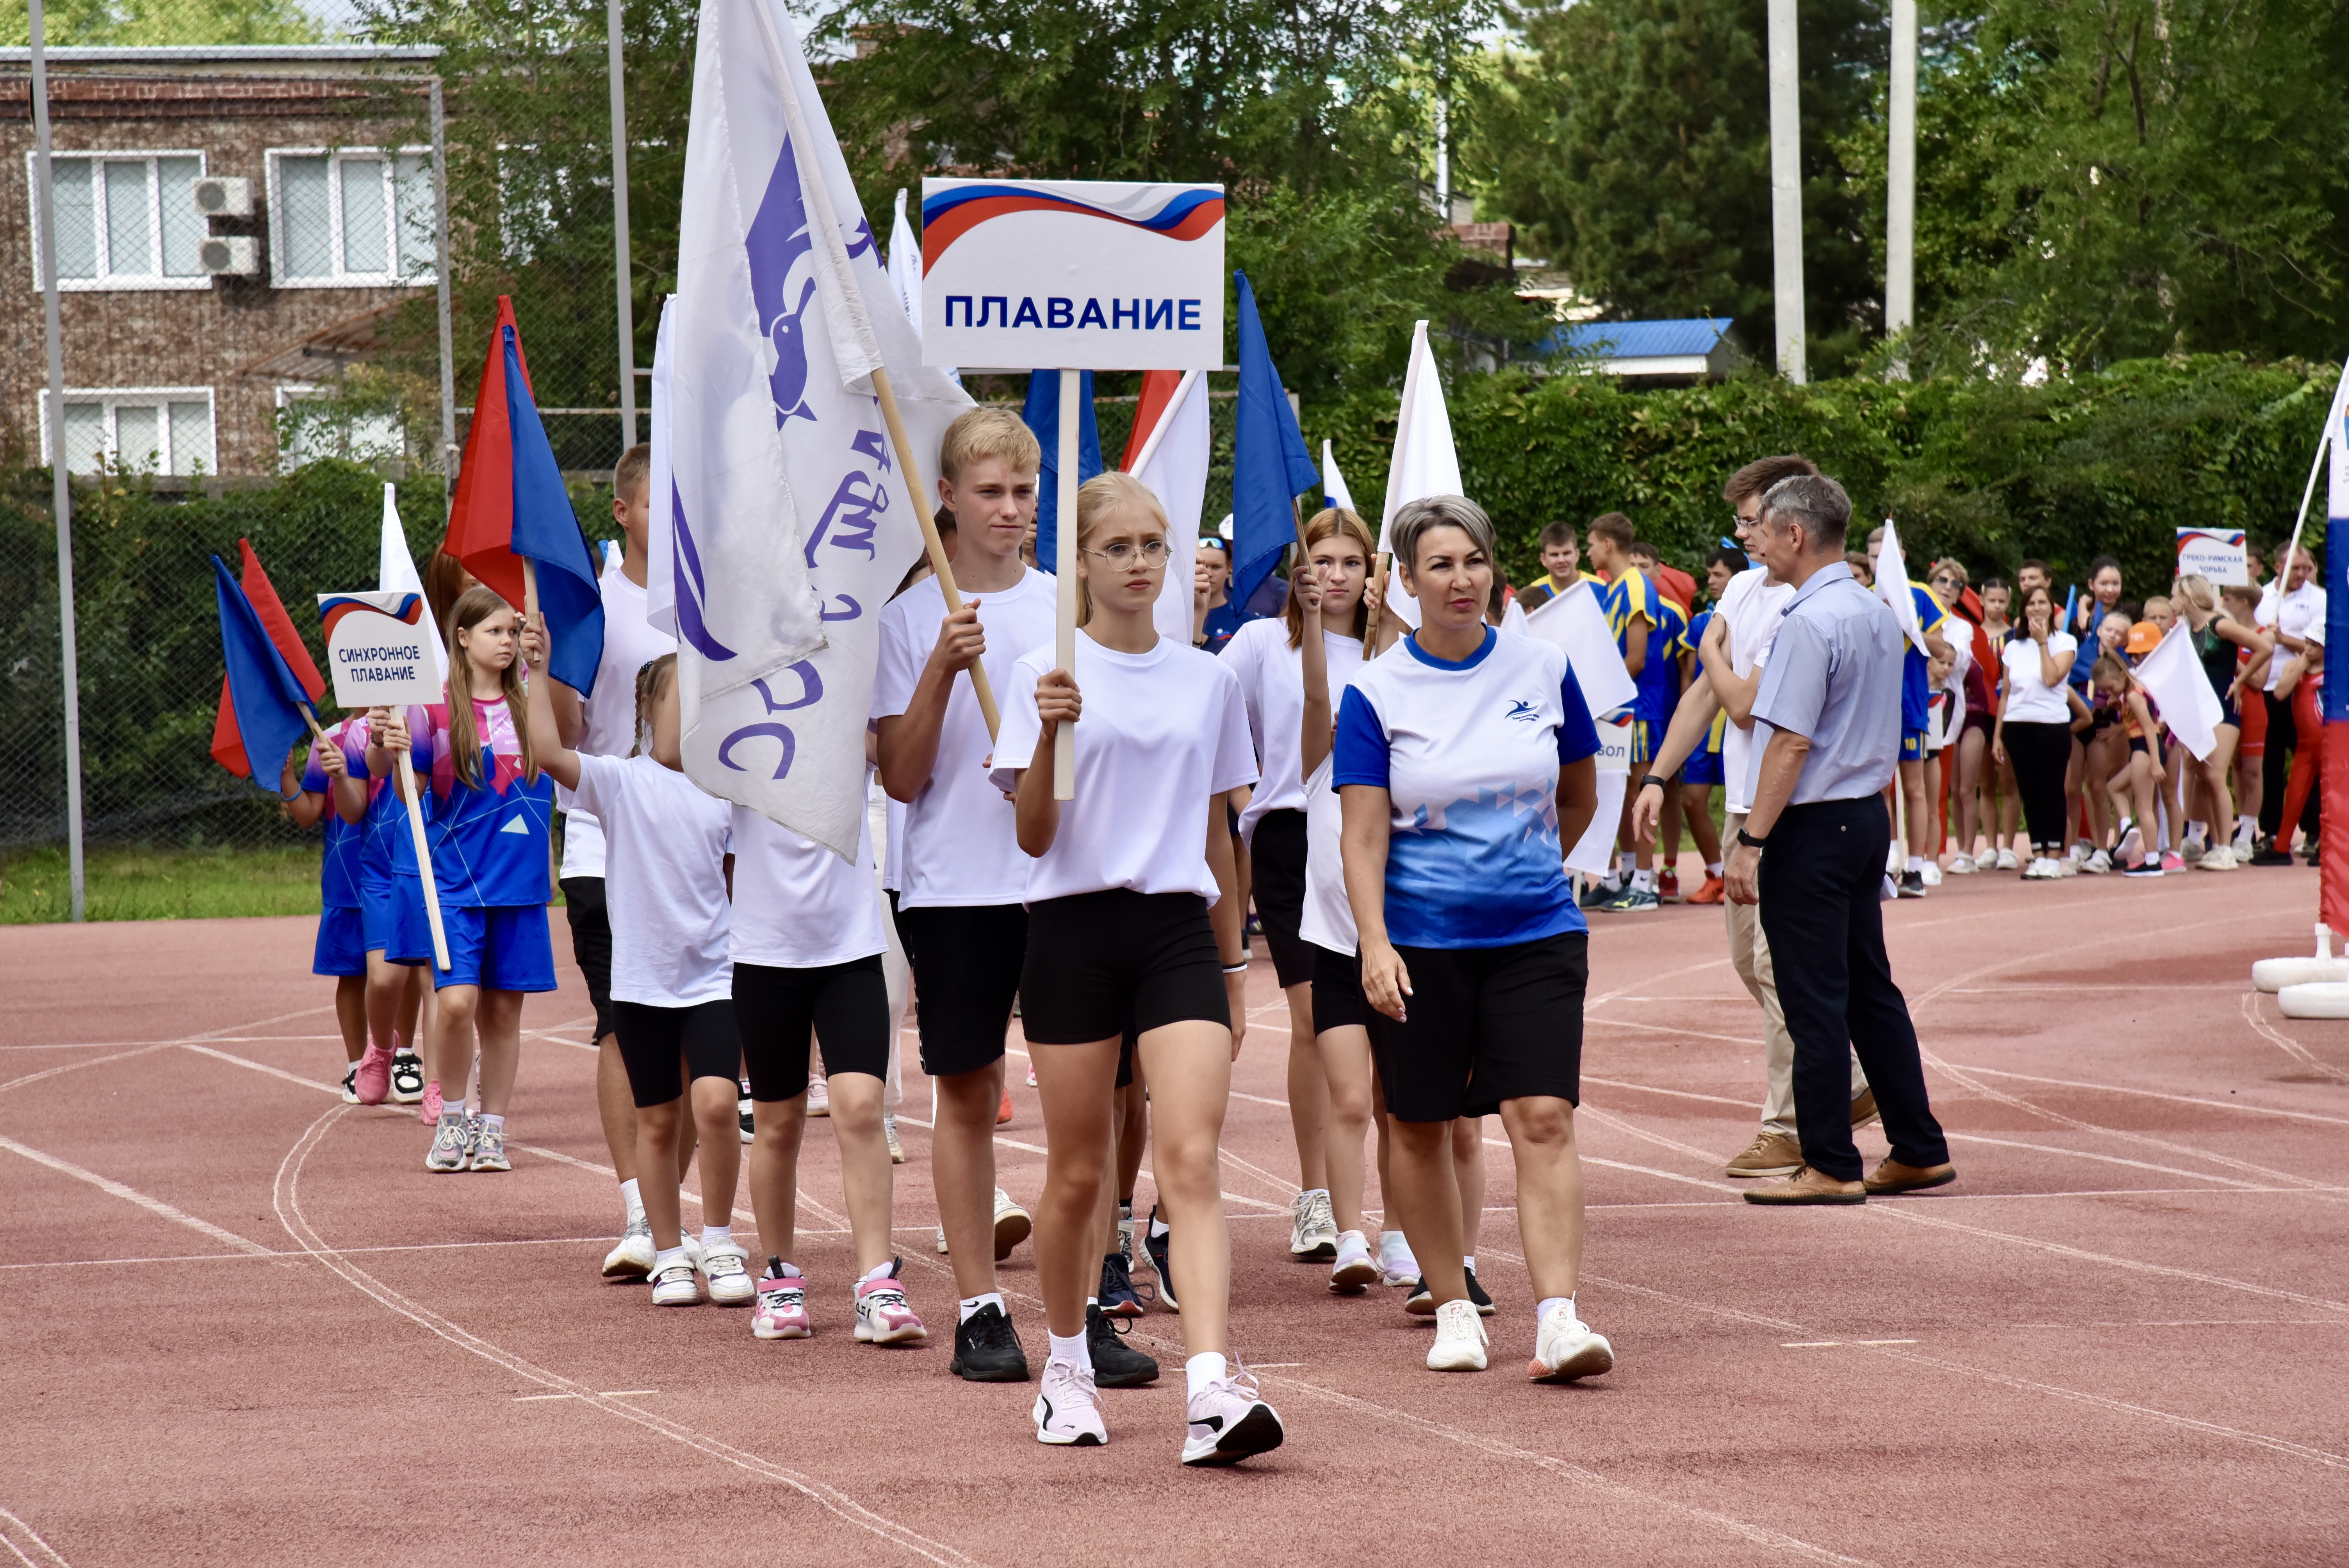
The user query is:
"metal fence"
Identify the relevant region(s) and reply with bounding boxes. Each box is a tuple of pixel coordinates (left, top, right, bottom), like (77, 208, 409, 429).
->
(3, 2, 649, 912)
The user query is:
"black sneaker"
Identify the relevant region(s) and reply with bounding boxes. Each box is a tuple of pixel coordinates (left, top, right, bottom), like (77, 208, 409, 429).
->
(1896, 869, 1927, 898)
(1403, 1278, 1435, 1317)
(1465, 1265, 1496, 1317)
(389, 1049, 425, 1104)
(948, 1302, 1030, 1383)
(2251, 841, 2296, 866)
(1098, 1250, 1144, 1318)
(1085, 1303, 1160, 1387)
(1144, 1204, 1178, 1312)
(339, 1064, 358, 1105)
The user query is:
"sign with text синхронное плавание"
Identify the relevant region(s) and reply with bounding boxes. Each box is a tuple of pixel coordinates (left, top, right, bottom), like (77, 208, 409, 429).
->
(317, 593, 444, 709)
(918, 180, 1226, 371)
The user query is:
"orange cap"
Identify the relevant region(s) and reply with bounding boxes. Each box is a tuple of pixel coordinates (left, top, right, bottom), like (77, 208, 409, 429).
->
(2125, 620, 2162, 656)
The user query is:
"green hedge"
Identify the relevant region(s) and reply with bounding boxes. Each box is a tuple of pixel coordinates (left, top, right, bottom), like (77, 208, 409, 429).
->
(1314, 353, 2333, 595)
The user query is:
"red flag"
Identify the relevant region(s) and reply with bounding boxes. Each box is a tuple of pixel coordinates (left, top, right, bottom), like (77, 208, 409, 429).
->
(209, 538, 324, 777)
(1120, 370, 1185, 472)
(441, 295, 538, 611)
(2322, 723, 2349, 938)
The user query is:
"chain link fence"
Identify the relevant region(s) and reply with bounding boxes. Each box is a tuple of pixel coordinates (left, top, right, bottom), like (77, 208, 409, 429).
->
(1, 2, 648, 890)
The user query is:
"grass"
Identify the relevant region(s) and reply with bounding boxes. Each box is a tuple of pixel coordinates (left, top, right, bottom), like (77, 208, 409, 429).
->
(0, 845, 326, 923)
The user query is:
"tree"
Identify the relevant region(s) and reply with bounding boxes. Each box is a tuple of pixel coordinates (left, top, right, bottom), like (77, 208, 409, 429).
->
(0, 0, 322, 46)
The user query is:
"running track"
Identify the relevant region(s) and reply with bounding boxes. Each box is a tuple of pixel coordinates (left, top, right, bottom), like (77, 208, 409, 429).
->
(4, 865, 2346, 1565)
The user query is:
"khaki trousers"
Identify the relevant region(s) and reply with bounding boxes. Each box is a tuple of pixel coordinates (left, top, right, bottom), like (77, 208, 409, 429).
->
(1725, 812, 1869, 1134)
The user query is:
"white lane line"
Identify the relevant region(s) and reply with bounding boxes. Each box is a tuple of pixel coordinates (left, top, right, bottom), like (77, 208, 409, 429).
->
(1937, 1064, 2349, 1128)
(272, 1105, 989, 1568)
(514, 1389, 658, 1402)
(0, 1043, 172, 1096)
(889, 1113, 1290, 1215)
(0, 1130, 280, 1259)
(2240, 992, 2349, 1085)
(0, 1506, 69, 1568)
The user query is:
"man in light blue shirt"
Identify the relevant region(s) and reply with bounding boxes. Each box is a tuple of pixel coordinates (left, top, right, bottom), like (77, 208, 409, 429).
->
(1724, 474, 1952, 1206)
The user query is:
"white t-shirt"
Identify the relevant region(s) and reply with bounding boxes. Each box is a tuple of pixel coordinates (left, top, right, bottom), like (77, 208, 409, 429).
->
(567, 752, 733, 1007)
(2269, 582, 2327, 691)
(559, 562, 679, 880)
(871, 567, 1060, 908)
(1221, 618, 1365, 843)
(1715, 567, 1795, 816)
(1299, 641, 1381, 955)
(989, 631, 1257, 905)
(882, 791, 906, 893)
(2001, 631, 2079, 724)
(729, 800, 887, 969)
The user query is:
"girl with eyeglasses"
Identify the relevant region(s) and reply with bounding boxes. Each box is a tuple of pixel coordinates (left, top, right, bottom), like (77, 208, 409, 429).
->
(993, 472, 1282, 1465)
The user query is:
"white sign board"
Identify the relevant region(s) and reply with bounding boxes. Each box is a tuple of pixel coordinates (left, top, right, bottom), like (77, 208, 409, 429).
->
(919, 179, 1225, 370)
(2176, 527, 2250, 586)
(318, 592, 443, 709)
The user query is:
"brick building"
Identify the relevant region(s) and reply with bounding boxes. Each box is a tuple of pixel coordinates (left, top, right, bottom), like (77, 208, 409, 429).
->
(0, 45, 444, 478)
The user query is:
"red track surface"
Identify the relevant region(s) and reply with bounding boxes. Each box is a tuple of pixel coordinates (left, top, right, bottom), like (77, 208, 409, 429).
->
(5, 864, 2349, 1565)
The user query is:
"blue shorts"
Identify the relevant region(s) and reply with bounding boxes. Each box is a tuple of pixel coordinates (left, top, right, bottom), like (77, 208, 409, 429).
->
(313, 905, 368, 977)
(359, 870, 399, 955)
(1628, 720, 1654, 766)
(1683, 746, 1723, 787)
(1899, 729, 1930, 762)
(391, 893, 556, 992)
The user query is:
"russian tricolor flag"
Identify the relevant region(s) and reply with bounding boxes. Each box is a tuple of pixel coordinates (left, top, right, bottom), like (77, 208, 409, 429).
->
(212, 552, 317, 793)
(209, 538, 324, 781)
(442, 296, 606, 696)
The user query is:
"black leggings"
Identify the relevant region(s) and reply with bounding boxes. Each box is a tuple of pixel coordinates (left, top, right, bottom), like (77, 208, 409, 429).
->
(2003, 720, 2074, 851)
(732, 957, 890, 1102)
(612, 998, 741, 1109)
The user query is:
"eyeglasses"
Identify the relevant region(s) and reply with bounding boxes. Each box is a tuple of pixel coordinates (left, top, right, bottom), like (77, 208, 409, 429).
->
(1197, 538, 1227, 552)
(1084, 541, 1171, 569)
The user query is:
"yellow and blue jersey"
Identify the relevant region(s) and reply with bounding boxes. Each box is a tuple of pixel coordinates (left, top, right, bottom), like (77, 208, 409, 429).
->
(1601, 567, 1688, 727)
(1898, 580, 1951, 735)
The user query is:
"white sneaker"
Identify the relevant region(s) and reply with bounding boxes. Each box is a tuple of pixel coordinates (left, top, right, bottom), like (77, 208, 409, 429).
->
(701, 1241, 755, 1306)
(2068, 839, 2093, 864)
(1948, 853, 1978, 874)
(681, 1232, 706, 1271)
(1427, 1297, 1489, 1371)
(1182, 1364, 1283, 1465)
(934, 1224, 950, 1255)
(1289, 1190, 1338, 1260)
(2083, 847, 2114, 875)
(650, 1257, 701, 1306)
(993, 1187, 1032, 1260)
(752, 1270, 811, 1339)
(2021, 857, 2055, 880)
(1328, 1230, 1379, 1292)
(602, 1218, 654, 1279)
(2199, 846, 2239, 870)
(1995, 846, 2019, 870)
(852, 1260, 927, 1343)
(1920, 861, 1943, 887)
(1528, 1301, 1616, 1383)
(806, 1074, 829, 1117)
(1379, 1233, 1420, 1288)
(1885, 842, 1905, 875)
(2055, 855, 2079, 877)
(884, 1111, 904, 1164)
(1034, 1357, 1107, 1446)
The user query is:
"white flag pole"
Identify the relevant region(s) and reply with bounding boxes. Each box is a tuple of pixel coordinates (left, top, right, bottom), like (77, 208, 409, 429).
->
(1055, 369, 1080, 800)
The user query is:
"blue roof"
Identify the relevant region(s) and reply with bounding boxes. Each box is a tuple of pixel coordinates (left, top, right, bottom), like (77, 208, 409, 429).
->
(1550, 317, 1733, 359)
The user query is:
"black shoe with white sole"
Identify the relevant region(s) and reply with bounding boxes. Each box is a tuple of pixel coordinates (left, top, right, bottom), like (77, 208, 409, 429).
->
(1144, 1204, 1178, 1312)
(1465, 1265, 1495, 1317)
(1085, 1303, 1160, 1387)
(949, 1302, 1030, 1383)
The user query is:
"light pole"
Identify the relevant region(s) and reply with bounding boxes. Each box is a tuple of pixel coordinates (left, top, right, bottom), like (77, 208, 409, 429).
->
(1766, 0, 1807, 384)
(1886, 0, 1917, 380)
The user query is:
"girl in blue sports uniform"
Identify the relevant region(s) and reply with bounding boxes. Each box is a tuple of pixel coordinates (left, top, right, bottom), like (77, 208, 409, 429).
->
(370, 585, 558, 1174)
(285, 719, 374, 1100)
(346, 712, 433, 1118)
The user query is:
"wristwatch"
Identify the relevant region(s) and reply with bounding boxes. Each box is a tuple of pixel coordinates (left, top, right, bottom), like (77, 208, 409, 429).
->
(1638, 773, 1668, 794)
(1736, 827, 1768, 848)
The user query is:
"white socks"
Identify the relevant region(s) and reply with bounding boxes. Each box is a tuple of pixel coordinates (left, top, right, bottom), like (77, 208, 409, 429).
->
(859, 1260, 894, 1285)
(1149, 1210, 1172, 1240)
(1463, 1254, 1477, 1274)
(1379, 1230, 1415, 1265)
(1048, 1329, 1091, 1373)
(1185, 1351, 1227, 1399)
(620, 1178, 644, 1228)
(654, 1244, 689, 1272)
(1706, 861, 1723, 878)
(701, 1224, 731, 1249)
(478, 1112, 504, 1133)
(1906, 855, 1925, 873)
(1538, 1294, 1574, 1325)
(958, 1291, 1005, 1325)
(1630, 869, 1652, 893)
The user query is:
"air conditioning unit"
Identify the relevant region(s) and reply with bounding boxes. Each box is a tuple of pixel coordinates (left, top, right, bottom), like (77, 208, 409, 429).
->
(193, 175, 253, 219)
(199, 235, 258, 276)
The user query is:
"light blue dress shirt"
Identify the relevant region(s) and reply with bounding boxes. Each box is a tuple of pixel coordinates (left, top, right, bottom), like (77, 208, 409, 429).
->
(1750, 562, 1903, 804)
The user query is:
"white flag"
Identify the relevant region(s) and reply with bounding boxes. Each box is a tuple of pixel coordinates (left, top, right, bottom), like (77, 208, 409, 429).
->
(1875, 516, 1929, 656)
(886, 187, 955, 379)
(1518, 579, 1638, 718)
(644, 295, 678, 640)
(1322, 439, 1355, 515)
(1374, 321, 1461, 630)
(1129, 369, 1210, 649)
(672, 0, 973, 859)
(377, 482, 442, 683)
(2135, 624, 2225, 761)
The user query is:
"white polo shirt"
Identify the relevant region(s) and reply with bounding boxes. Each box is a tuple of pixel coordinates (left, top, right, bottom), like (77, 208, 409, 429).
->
(1714, 566, 1795, 815)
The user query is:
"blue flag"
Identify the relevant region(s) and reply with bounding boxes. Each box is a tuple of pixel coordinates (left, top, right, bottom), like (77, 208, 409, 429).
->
(212, 554, 312, 796)
(1023, 369, 1101, 572)
(502, 328, 607, 695)
(1230, 272, 1319, 613)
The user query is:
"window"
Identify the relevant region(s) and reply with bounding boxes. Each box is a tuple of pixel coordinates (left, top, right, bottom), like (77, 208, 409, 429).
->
(41, 388, 217, 475)
(267, 148, 435, 287)
(276, 384, 404, 469)
(27, 151, 210, 290)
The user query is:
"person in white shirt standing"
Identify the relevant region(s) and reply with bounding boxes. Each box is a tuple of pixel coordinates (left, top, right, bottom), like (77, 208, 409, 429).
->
(992, 472, 1281, 1465)
(2252, 542, 2326, 862)
(873, 408, 1054, 1384)
(1633, 456, 1874, 1179)
(546, 444, 682, 1282)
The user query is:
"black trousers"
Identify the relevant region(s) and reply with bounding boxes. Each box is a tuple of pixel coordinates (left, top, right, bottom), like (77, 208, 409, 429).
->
(2001, 721, 2073, 852)
(2259, 690, 2320, 840)
(1756, 795, 1951, 1182)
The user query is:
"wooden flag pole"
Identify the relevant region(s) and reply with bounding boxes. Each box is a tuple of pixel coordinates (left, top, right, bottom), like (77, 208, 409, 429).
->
(522, 556, 540, 627)
(871, 365, 1000, 739)
(1053, 368, 1079, 800)
(1365, 551, 1394, 647)
(397, 746, 453, 974)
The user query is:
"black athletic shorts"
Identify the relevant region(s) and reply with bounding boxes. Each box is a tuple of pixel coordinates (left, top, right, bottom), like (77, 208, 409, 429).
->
(559, 876, 616, 1042)
(733, 957, 890, 1102)
(1310, 943, 1368, 1035)
(895, 902, 1027, 1078)
(611, 998, 739, 1109)
(1365, 929, 1587, 1122)
(1019, 889, 1228, 1045)
(1249, 809, 1313, 987)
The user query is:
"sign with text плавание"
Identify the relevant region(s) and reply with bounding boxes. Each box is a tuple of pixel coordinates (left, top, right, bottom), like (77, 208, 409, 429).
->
(2176, 527, 2250, 587)
(919, 180, 1225, 371)
(317, 593, 443, 709)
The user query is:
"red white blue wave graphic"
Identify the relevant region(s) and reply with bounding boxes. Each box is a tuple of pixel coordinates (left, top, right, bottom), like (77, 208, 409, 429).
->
(319, 592, 425, 641)
(920, 185, 1224, 271)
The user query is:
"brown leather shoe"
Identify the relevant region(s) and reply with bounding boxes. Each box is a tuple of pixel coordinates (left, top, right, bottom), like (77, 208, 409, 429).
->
(1848, 1088, 1879, 1128)
(1864, 1157, 1955, 1195)
(1743, 1166, 1867, 1205)
(1725, 1131, 1804, 1178)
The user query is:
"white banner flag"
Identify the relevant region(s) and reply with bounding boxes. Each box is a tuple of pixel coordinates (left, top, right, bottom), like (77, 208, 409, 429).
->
(1323, 438, 1355, 515)
(672, 0, 972, 859)
(1518, 578, 1638, 719)
(1373, 321, 1460, 630)
(377, 483, 442, 684)
(644, 295, 678, 640)
(1875, 517, 1929, 656)
(2135, 623, 2225, 761)
(1129, 369, 1210, 649)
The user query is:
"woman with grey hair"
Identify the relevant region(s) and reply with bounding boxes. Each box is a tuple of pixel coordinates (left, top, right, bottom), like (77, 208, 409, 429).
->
(1335, 494, 1616, 1382)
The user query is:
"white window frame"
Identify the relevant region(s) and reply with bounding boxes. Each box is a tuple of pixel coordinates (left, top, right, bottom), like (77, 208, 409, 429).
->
(24, 148, 212, 292)
(274, 382, 406, 470)
(38, 386, 219, 476)
(264, 146, 437, 289)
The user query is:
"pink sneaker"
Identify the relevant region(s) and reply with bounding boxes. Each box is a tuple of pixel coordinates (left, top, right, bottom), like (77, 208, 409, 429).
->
(753, 1268, 811, 1339)
(353, 1043, 394, 1105)
(852, 1259, 927, 1344)
(2161, 851, 2185, 873)
(419, 1080, 444, 1125)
